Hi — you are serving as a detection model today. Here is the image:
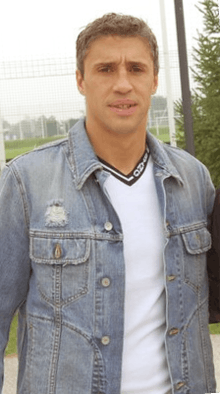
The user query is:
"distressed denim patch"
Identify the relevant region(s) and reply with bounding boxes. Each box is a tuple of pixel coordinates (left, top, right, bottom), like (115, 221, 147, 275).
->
(45, 199, 68, 227)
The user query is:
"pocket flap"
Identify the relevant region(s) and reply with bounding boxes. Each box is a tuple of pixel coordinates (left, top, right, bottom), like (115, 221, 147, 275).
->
(30, 236, 90, 265)
(182, 227, 211, 255)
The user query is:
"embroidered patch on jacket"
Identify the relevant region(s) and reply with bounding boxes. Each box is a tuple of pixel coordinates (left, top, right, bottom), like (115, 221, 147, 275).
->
(45, 200, 68, 227)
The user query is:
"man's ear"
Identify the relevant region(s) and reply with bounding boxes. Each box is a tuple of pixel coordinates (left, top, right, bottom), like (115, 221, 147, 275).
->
(152, 74, 158, 95)
(76, 69, 86, 96)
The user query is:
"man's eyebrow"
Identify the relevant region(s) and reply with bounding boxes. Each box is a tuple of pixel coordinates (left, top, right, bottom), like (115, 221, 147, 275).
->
(93, 61, 148, 68)
(93, 62, 115, 68)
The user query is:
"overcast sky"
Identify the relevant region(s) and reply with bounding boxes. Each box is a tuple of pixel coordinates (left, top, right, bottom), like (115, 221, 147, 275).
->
(0, 0, 206, 61)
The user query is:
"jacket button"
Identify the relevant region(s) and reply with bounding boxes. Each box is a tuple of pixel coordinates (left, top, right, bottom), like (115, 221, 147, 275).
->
(104, 221, 113, 231)
(176, 381, 185, 390)
(169, 328, 179, 336)
(101, 277, 111, 287)
(54, 244, 62, 259)
(101, 336, 110, 345)
(167, 275, 176, 281)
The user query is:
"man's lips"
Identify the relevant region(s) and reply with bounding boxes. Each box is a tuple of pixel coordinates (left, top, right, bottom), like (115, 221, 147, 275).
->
(108, 99, 138, 116)
(109, 99, 137, 109)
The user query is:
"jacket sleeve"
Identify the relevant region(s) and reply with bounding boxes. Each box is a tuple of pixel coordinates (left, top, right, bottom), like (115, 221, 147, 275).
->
(0, 165, 31, 391)
(207, 189, 220, 324)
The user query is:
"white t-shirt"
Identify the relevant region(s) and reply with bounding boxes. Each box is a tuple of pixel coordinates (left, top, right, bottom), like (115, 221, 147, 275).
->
(103, 155, 171, 394)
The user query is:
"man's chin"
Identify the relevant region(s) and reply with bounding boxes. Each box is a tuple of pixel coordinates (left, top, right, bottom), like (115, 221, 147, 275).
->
(106, 124, 138, 136)
(105, 118, 146, 136)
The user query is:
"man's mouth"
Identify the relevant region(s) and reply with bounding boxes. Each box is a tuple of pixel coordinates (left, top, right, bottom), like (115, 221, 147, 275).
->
(109, 100, 138, 116)
(113, 104, 136, 110)
(109, 100, 138, 114)
(110, 99, 137, 108)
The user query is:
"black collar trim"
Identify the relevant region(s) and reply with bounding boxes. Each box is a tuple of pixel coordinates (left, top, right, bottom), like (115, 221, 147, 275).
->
(98, 147, 150, 186)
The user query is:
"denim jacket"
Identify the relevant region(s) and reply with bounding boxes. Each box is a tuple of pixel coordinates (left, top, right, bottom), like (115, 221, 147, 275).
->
(0, 118, 216, 393)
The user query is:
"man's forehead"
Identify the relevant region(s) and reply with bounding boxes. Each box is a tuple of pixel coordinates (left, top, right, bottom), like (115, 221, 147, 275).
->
(89, 34, 150, 48)
(86, 35, 153, 62)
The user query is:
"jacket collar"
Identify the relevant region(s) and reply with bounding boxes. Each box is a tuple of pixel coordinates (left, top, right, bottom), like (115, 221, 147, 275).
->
(68, 118, 102, 190)
(147, 132, 184, 185)
(68, 118, 184, 189)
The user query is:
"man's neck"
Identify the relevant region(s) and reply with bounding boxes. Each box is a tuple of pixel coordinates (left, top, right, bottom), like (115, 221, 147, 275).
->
(85, 123, 147, 175)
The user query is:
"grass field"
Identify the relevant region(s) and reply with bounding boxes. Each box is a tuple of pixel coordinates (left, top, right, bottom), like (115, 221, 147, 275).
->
(149, 127, 170, 144)
(5, 315, 220, 356)
(5, 315, 18, 356)
(5, 135, 65, 161)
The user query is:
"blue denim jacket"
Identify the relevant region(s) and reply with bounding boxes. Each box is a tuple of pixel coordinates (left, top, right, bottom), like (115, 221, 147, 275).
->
(0, 118, 216, 393)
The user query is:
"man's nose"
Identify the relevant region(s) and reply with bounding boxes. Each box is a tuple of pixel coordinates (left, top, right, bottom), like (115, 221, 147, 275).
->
(113, 69, 133, 94)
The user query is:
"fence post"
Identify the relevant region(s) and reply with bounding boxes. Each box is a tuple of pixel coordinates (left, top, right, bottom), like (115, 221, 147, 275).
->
(159, 0, 177, 146)
(174, 0, 195, 156)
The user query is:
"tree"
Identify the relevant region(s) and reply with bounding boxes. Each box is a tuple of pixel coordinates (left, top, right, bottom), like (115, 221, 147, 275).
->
(176, 0, 220, 187)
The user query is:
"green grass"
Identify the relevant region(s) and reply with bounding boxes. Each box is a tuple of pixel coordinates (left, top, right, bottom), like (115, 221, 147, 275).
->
(209, 323, 220, 335)
(5, 135, 65, 161)
(5, 314, 18, 356)
(149, 127, 170, 143)
(154, 132, 170, 143)
(6, 147, 36, 160)
(5, 315, 220, 356)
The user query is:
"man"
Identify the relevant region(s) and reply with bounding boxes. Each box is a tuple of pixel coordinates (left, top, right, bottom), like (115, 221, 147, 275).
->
(208, 189, 220, 323)
(0, 13, 216, 394)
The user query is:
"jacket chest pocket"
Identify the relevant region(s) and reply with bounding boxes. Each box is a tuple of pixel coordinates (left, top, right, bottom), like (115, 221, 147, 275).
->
(181, 226, 211, 291)
(30, 235, 90, 306)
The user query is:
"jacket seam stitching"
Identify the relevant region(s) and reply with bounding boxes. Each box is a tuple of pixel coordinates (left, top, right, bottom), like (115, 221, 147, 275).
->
(10, 164, 30, 231)
(168, 222, 208, 236)
(49, 266, 62, 394)
(62, 321, 106, 392)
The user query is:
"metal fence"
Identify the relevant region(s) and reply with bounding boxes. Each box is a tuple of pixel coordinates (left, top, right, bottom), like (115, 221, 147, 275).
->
(0, 50, 193, 142)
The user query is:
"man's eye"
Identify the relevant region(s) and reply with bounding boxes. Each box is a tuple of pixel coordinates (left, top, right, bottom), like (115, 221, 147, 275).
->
(99, 66, 112, 73)
(131, 66, 143, 72)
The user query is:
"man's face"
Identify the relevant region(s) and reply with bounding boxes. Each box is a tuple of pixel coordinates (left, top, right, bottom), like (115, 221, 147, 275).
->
(76, 35, 158, 136)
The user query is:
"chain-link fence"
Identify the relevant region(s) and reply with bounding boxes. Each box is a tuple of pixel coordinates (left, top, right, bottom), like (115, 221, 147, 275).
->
(0, 57, 85, 140)
(0, 50, 194, 167)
